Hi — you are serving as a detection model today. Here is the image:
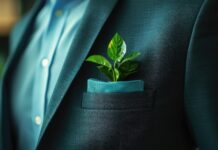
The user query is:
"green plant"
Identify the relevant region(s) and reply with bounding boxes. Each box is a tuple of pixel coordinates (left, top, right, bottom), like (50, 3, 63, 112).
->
(86, 33, 141, 82)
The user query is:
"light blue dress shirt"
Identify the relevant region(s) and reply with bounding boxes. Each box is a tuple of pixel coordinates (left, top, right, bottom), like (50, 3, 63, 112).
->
(11, 0, 89, 149)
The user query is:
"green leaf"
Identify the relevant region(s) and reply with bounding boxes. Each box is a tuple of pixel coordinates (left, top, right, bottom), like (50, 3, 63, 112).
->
(121, 52, 141, 64)
(119, 61, 139, 72)
(107, 33, 126, 62)
(86, 55, 112, 69)
(119, 61, 140, 79)
(97, 66, 113, 81)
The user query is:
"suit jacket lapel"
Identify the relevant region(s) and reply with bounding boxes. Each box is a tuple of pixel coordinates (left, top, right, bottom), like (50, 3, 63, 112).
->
(1, 1, 44, 149)
(38, 0, 119, 143)
(3, 0, 44, 81)
(9, 0, 44, 59)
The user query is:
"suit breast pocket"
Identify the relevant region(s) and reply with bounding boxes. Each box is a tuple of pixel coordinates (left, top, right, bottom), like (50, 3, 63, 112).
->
(82, 90, 155, 110)
(79, 89, 156, 150)
(83, 78, 155, 110)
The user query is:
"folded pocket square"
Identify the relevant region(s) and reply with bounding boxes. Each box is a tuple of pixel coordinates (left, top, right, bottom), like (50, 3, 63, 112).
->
(87, 78, 144, 93)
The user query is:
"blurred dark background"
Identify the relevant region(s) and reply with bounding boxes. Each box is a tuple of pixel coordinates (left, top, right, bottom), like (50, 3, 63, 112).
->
(0, 0, 35, 76)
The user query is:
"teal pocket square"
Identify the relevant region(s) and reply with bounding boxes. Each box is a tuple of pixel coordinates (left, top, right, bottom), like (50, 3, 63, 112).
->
(87, 78, 144, 93)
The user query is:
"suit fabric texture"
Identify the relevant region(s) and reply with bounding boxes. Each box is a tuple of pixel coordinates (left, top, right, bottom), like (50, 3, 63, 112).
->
(1, 0, 218, 149)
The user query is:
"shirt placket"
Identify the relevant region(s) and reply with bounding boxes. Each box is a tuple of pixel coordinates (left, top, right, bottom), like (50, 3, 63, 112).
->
(31, 1, 67, 145)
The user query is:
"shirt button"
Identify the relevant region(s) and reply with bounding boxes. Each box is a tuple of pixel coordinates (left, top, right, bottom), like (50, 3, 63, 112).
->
(55, 9, 63, 17)
(41, 58, 49, 67)
(35, 116, 42, 125)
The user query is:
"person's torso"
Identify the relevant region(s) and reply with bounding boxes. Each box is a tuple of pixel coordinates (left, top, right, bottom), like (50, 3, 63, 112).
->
(3, 0, 206, 149)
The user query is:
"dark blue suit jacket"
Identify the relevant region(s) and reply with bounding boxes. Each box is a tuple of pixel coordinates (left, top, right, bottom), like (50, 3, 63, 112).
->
(1, 0, 218, 149)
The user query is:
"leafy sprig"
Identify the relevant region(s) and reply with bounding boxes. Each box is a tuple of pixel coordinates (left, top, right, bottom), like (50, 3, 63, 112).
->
(86, 33, 141, 82)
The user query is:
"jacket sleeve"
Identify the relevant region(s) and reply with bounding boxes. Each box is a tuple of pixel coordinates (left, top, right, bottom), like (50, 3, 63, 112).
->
(185, 0, 218, 149)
